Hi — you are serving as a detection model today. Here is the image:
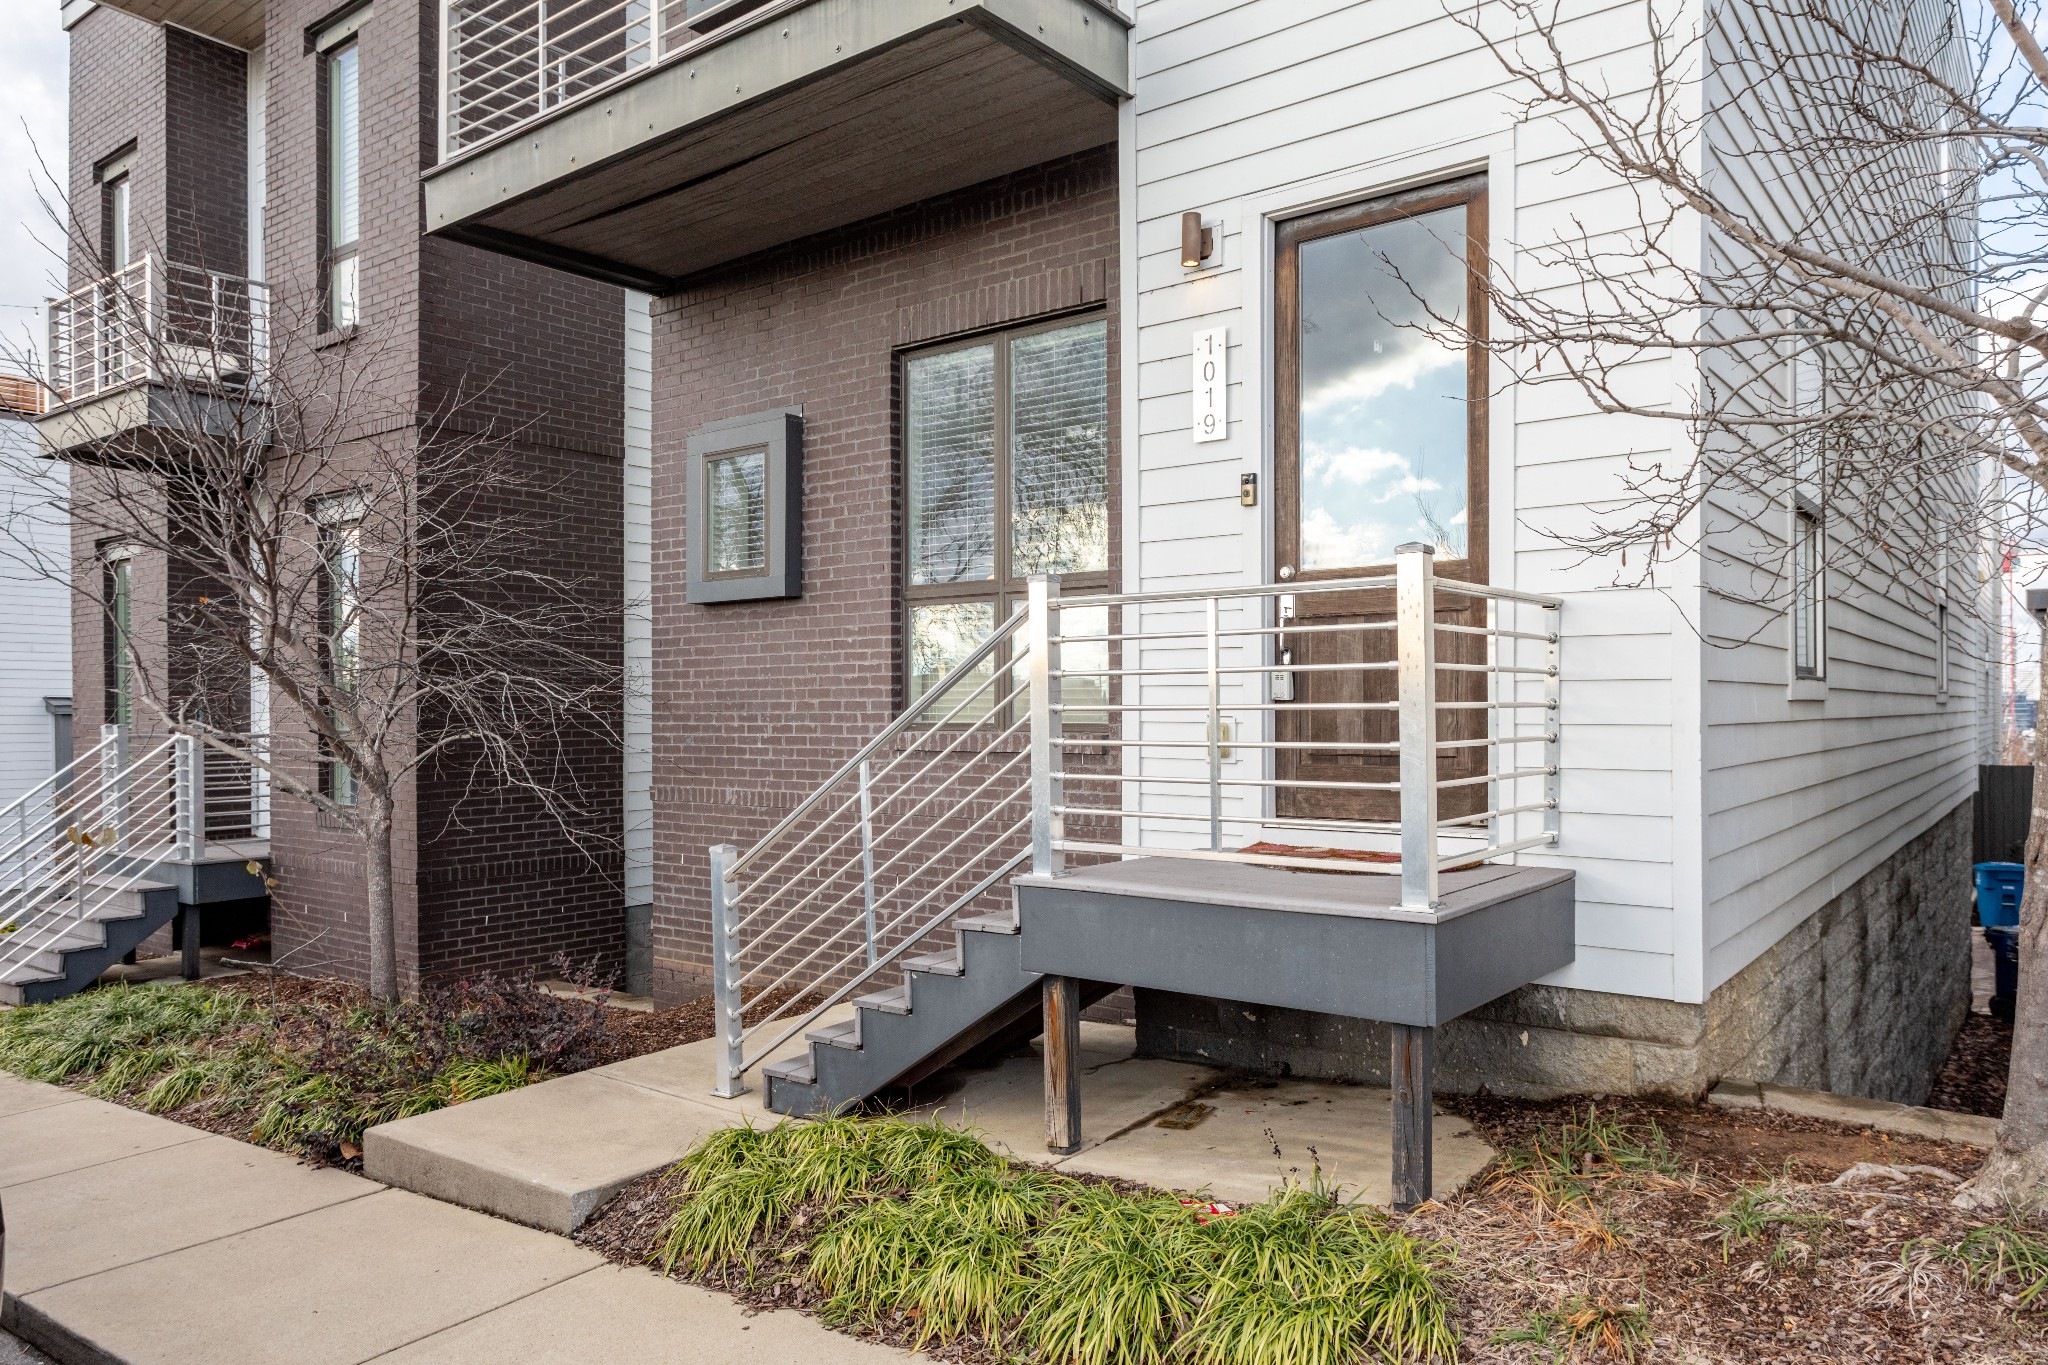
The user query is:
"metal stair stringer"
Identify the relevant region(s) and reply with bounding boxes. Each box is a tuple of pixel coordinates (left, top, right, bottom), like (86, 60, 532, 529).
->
(762, 909, 1043, 1117)
(0, 878, 182, 1006)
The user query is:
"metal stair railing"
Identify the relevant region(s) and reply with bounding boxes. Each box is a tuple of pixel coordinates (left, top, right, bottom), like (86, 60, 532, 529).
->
(706, 549, 1565, 1099)
(0, 728, 216, 984)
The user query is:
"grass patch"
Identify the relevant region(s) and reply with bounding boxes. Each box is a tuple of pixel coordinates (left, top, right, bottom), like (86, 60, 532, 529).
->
(1941, 1219, 2048, 1310)
(0, 969, 607, 1161)
(1490, 1106, 1681, 1212)
(1491, 1295, 1651, 1362)
(651, 1115, 1457, 1365)
(1708, 1179, 1834, 1263)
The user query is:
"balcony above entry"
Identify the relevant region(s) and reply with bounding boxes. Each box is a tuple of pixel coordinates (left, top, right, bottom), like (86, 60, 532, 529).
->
(424, 0, 1131, 290)
(82, 0, 265, 49)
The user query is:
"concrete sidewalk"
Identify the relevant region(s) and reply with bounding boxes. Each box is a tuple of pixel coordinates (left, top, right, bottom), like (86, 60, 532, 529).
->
(0, 1072, 897, 1365)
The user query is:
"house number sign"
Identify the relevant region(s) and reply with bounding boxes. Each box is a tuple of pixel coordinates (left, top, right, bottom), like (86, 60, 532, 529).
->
(1192, 327, 1227, 443)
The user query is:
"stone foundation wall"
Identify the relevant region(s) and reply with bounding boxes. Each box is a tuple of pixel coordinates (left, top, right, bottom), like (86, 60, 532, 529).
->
(1135, 799, 1973, 1104)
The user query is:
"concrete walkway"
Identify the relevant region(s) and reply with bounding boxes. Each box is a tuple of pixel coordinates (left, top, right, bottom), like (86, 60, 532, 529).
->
(367, 1021, 1496, 1231)
(0, 1072, 899, 1365)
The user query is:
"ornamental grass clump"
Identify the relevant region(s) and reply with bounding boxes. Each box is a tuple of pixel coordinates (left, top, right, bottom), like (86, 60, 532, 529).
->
(651, 1114, 1460, 1365)
(0, 969, 600, 1161)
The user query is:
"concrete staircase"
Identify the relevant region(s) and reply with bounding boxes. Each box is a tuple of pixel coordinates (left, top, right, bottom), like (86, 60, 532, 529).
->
(762, 908, 1046, 1116)
(0, 878, 182, 1005)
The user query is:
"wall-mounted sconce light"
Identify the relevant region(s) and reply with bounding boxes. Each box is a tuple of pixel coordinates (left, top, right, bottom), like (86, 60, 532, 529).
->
(1181, 210, 1215, 268)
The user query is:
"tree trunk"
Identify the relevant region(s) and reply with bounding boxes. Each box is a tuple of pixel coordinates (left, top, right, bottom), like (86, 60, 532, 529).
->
(1963, 717, 2048, 1205)
(363, 792, 399, 1002)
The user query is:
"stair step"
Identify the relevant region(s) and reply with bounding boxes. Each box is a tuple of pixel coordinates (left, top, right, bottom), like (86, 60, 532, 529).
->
(903, 949, 963, 977)
(853, 985, 911, 1015)
(764, 1055, 815, 1085)
(957, 910, 1019, 935)
(806, 1018, 862, 1050)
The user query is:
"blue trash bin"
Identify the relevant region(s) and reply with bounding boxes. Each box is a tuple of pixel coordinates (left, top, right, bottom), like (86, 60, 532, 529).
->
(1976, 862, 2024, 929)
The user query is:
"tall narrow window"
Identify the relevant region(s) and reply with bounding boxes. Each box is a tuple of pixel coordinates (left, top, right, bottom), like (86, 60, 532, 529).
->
(319, 511, 361, 806)
(105, 174, 132, 270)
(1791, 507, 1823, 680)
(902, 315, 1109, 718)
(1937, 601, 1951, 698)
(104, 549, 135, 730)
(323, 37, 361, 330)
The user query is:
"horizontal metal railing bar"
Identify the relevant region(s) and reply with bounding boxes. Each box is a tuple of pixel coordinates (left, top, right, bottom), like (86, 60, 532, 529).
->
(0, 736, 116, 825)
(1435, 623, 1559, 642)
(1052, 701, 1399, 714)
(729, 672, 1030, 921)
(1054, 618, 1398, 646)
(1051, 660, 1395, 679)
(1430, 580, 1564, 608)
(1059, 577, 1395, 610)
(1051, 840, 1421, 878)
(1058, 773, 1402, 792)
(1434, 700, 1554, 710)
(1436, 833, 1557, 870)
(731, 745, 1031, 971)
(1438, 801, 1558, 828)
(726, 610, 1025, 882)
(1433, 663, 1555, 675)
(736, 844, 1032, 1075)
(1052, 737, 1402, 753)
(1434, 767, 1555, 791)
(1435, 734, 1554, 749)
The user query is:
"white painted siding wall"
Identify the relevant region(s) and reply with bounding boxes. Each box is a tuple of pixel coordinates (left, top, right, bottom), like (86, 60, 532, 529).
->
(1124, 0, 1708, 1003)
(624, 291, 654, 909)
(1127, 0, 1980, 1008)
(1693, 0, 1987, 992)
(0, 415, 72, 805)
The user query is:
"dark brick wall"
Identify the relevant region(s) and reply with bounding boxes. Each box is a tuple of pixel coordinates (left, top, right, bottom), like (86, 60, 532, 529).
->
(65, 0, 626, 991)
(647, 147, 1120, 1006)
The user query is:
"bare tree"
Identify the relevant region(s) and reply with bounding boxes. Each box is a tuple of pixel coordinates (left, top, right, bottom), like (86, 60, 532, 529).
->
(3, 247, 620, 1001)
(1443, 0, 2048, 1200)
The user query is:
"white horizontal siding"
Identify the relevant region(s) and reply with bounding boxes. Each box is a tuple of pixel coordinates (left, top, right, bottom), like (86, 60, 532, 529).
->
(1126, 0, 1701, 999)
(0, 416, 71, 806)
(1692, 0, 1983, 991)
(624, 292, 654, 908)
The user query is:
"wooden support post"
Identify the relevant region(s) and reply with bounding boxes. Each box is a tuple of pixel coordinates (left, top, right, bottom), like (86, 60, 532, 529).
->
(1390, 1023, 1434, 1211)
(179, 905, 202, 981)
(1044, 975, 1081, 1155)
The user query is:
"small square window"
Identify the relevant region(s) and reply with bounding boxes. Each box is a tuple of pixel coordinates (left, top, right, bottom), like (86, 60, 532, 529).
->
(686, 409, 801, 603)
(704, 449, 767, 576)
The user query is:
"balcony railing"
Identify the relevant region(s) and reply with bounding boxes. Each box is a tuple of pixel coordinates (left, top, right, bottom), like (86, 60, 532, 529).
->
(440, 0, 1130, 158)
(46, 257, 268, 410)
(705, 544, 1563, 1096)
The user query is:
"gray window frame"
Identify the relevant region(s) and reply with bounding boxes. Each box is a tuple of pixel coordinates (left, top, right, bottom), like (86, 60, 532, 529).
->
(686, 408, 803, 603)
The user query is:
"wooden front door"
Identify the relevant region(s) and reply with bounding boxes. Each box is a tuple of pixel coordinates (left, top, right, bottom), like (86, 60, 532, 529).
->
(1273, 177, 1490, 824)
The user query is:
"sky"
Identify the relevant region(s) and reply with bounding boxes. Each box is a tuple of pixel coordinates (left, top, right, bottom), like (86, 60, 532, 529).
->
(0, 4, 70, 368)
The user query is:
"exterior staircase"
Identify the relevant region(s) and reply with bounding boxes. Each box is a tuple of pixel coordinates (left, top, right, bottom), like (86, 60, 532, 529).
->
(0, 726, 267, 1005)
(764, 908, 1039, 1115)
(0, 877, 181, 1005)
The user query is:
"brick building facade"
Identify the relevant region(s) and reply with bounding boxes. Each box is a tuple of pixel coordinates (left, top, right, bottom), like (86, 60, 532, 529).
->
(56, 1, 627, 989)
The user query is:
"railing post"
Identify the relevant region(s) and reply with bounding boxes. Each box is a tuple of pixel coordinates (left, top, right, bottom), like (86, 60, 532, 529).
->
(1206, 594, 1222, 852)
(651, 0, 667, 60)
(1027, 576, 1063, 877)
(707, 843, 746, 1098)
(101, 724, 126, 854)
(174, 732, 203, 861)
(1396, 544, 1440, 913)
(857, 758, 878, 966)
(1544, 604, 1562, 846)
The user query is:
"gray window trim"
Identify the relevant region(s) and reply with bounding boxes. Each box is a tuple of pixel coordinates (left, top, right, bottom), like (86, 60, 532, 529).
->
(687, 407, 802, 603)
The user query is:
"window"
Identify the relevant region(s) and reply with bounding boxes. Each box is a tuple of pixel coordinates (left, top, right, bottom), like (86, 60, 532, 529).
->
(105, 174, 132, 270)
(1937, 601, 1951, 698)
(1791, 506, 1823, 680)
(1785, 344, 1827, 683)
(705, 449, 767, 575)
(318, 508, 361, 806)
(903, 315, 1109, 718)
(323, 36, 361, 330)
(103, 548, 135, 730)
(685, 409, 802, 602)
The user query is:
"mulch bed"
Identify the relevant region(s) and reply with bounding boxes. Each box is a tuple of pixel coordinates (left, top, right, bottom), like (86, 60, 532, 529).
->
(577, 1091, 2047, 1364)
(1926, 1013, 2012, 1119)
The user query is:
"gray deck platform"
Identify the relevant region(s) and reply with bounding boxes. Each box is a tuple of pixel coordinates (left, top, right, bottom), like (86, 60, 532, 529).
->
(1014, 858, 1575, 1028)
